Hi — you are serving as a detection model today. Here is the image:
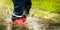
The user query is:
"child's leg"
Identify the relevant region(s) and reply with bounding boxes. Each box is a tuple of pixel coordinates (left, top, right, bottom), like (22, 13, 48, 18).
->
(12, 0, 26, 20)
(24, 0, 32, 15)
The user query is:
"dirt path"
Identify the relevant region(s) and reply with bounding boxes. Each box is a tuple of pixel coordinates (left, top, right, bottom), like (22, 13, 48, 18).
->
(27, 14, 60, 30)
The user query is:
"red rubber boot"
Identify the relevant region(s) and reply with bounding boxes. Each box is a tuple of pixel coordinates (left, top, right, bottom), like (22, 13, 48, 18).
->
(12, 18, 26, 24)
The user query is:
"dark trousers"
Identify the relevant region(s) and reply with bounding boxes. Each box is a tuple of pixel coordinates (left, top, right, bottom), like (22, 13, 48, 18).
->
(12, 0, 32, 20)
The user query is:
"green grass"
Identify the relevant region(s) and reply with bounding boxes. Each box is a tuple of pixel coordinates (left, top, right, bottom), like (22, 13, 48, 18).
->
(31, 0, 60, 21)
(32, 0, 60, 13)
